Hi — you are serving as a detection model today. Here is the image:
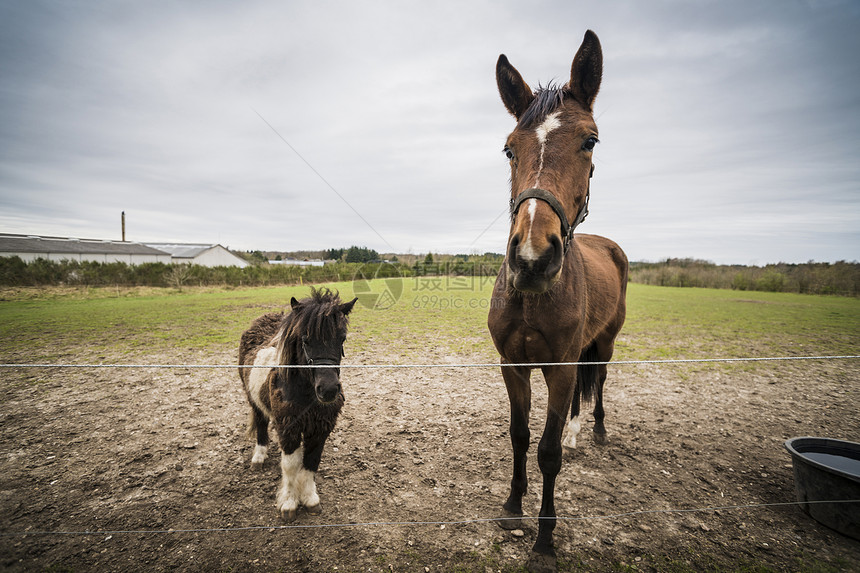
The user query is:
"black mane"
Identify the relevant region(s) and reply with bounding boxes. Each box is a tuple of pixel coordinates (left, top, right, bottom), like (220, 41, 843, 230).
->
(517, 82, 566, 129)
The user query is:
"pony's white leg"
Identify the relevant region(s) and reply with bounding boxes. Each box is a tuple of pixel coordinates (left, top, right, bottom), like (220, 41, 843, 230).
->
(250, 444, 268, 469)
(296, 468, 320, 513)
(562, 415, 582, 450)
(276, 446, 303, 521)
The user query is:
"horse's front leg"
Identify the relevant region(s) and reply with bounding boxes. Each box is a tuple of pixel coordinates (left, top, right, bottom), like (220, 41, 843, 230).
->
(532, 365, 576, 566)
(499, 364, 531, 529)
(275, 429, 303, 522)
(297, 431, 333, 515)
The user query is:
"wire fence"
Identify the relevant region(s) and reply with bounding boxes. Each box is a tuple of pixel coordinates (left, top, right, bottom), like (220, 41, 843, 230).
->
(1, 354, 858, 370)
(4, 500, 858, 538)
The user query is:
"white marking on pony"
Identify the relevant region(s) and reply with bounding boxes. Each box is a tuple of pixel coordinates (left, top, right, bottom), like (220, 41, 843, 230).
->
(276, 446, 319, 513)
(251, 444, 268, 466)
(277, 446, 304, 514)
(533, 111, 561, 189)
(296, 467, 319, 509)
(562, 415, 581, 450)
(518, 199, 540, 262)
(248, 345, 279, 418)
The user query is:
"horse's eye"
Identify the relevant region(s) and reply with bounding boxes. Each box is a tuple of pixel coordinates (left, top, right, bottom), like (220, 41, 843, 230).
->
(582, 136, 599, 152)
(503, 147, 514, 160)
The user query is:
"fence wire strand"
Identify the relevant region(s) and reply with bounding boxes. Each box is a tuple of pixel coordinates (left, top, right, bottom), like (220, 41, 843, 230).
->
(3, 499, 858, 538)
(1, 354, 858, 370)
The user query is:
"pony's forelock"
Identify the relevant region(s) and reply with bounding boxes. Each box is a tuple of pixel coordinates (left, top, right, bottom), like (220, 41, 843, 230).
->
(276, 287, 349, 369)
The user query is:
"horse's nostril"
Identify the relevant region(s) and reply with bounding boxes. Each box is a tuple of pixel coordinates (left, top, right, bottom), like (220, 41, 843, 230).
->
(508, 235, 521, 267)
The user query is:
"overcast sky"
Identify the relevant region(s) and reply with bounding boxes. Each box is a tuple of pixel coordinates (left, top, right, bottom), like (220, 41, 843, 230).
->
(1, 1, 858, 264)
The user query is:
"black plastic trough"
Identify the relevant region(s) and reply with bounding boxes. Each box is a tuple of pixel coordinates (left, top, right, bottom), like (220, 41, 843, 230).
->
(784, 437, 860, 540)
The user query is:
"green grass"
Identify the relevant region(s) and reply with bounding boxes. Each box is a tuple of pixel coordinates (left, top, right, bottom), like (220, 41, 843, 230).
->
(0, 281, 857, 366)
(619, 285, 859, 360)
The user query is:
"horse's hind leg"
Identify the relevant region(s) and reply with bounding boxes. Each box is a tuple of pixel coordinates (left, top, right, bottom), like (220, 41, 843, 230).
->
(562, 381, 582, 452)
(249, 405, 270, 470)
(592, 335, 616, 443)
(592, 363, 608, 443)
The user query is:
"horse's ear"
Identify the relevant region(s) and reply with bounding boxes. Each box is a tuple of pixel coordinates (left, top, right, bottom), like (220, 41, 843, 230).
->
(290, 297, 300, 309)
(339, 297, 358, 315)
(568, 30, 602, 112)
(497, 54, 534, 120)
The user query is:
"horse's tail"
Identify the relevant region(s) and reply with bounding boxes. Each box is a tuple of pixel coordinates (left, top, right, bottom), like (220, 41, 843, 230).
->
(245, 408, 258, 441)
(575, 342, 600, 412)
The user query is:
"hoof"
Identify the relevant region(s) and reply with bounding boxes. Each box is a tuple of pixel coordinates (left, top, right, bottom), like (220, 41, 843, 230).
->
(527, 551, 557, 573)
(305, 503, 322, 515)
(250, 461, 264, 471)
(497, 510, 524, 530)
(562, 444, 576, 457)
(280, 508, 298, 523)
(593, 426, 608, 445)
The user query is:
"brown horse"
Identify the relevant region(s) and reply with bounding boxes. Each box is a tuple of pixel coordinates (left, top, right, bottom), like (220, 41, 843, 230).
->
(487, 30, 628, 568)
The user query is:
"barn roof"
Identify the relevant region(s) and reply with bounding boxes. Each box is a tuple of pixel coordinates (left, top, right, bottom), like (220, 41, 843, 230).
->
(0, 233, 169, 256)
(144, 243, 220, 259)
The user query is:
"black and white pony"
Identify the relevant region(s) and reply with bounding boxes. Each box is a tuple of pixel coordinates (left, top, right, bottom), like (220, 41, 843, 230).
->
(238, 287, 357, 521)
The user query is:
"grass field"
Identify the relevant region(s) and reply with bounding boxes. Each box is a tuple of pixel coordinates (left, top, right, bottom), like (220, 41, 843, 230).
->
(1, 280, 857, 365)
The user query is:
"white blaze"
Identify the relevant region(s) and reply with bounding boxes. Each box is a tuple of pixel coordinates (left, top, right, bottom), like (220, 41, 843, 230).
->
(533, 111, 561, 189)
(518, 112, 563, 262)
(518, 199, 540, 262)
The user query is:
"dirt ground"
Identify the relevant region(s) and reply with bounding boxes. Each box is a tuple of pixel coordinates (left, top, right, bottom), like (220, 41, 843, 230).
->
(1, 344, 858, 572)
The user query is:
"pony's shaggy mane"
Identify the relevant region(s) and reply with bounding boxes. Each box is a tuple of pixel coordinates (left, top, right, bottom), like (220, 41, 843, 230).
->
(277, 287, 349, 368)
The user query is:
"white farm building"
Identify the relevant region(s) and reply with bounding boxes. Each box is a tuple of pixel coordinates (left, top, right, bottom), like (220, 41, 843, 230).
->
(0, 234, 172, 264)
(144, 243, 248, 268)
(0, 234, 249, 268)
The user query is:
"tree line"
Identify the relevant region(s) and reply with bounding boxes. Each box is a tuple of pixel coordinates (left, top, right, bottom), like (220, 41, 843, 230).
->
(629, 258, 859, 296)
(240, 246, 383, 264)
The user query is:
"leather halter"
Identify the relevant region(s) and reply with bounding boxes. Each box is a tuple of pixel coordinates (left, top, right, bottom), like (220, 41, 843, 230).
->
(301, 339, 341, 368)
(509, 164, 593, 252)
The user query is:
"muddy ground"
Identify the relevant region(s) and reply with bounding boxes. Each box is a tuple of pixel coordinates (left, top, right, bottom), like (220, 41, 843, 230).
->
(1, 344, 858, 572)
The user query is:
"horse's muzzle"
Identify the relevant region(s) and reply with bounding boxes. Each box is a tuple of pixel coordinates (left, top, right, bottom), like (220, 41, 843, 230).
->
(313, 370, 342, 404)
(507, 234, 563, 294)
